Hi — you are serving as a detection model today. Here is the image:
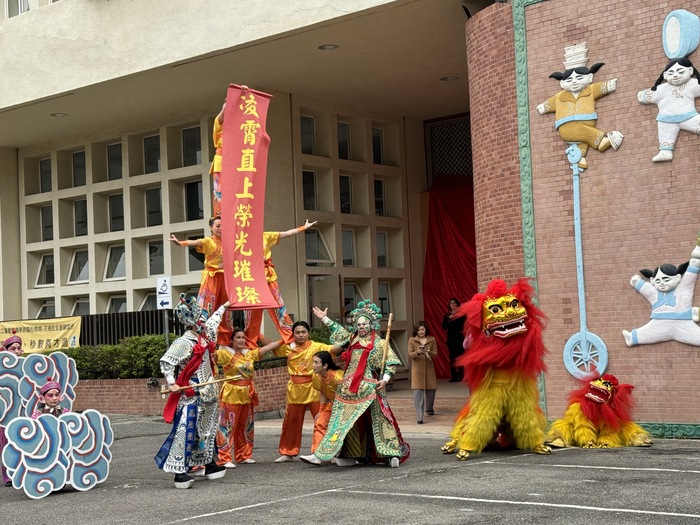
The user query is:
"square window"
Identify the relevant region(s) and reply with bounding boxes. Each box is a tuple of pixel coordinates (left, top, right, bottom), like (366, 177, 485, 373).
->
(146, 187, 162, 226)
(39, 158, 52, 193)
(74, 200, 88, 236)
(71, 298, 90, 316)
(302, 171, 317, 211)
(376, 232, 388, 267)
(340, 175, 352, 214)
(36, 300, 55, 320)
(68, 250, 89, 283)
(9, 0, 29, 18)
(378, 282, 391, 316)
(374, 179, 386, 217)
(188, 235, 204, 272)
(143, 135, 161, 174)
(109, 194, 124, 232)
(338, 122, 351, 160)
(72, 151, 86, 187)
(149, 240, 164, 275)
(342, 229, 355, 267)
(107, 296, 127, 314)
(36, 254, 54, 286)
(140, 293, 157, 311)
(41, 205, 53, 241)
(182, 127, 202, 166)
(305, 228, 333, 267)
(105, 245, 126, 280)
(372, 128, 384, 165)
(107, 143, 123, 180)
(343, 282, 363, 313)
(185, 181, 203, 221)
(300, 116, 315, 155)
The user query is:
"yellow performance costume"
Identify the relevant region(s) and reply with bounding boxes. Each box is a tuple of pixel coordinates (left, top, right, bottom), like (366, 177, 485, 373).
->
(275, 340, 334, 457)
(442, 279, 551, 460)
(311, 368, 344, 453)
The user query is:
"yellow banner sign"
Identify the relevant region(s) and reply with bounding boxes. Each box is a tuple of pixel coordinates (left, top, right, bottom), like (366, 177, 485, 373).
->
(0, 317, 81, 353)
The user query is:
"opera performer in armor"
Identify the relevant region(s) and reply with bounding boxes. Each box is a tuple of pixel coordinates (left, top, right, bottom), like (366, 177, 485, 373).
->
(154, 295, 229, 489)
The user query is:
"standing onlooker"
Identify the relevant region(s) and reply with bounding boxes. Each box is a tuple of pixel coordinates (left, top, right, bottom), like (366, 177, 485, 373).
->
(408, 321, 437, 424)
(442, 298, 467, 382)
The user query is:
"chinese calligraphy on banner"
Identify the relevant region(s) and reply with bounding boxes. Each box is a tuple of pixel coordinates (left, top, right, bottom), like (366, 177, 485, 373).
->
(221, 84, 277, 309)
(0, 317, 81, 353)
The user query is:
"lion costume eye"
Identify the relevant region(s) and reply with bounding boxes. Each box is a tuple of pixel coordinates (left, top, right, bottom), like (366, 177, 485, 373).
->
(509, 299, 519, 309)
(489, 305, 503, 314)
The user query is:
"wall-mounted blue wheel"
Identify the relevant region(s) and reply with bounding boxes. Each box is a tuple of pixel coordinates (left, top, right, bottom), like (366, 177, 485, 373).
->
(663, 10, 700, 59)
(563, 332, 608, 379)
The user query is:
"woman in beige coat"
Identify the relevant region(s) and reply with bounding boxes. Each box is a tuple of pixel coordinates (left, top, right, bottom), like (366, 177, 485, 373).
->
(408, 321, 438, 424)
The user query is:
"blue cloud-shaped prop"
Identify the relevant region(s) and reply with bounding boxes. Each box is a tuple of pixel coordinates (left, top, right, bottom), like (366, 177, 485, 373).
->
(0, 352, 24, 426)
(2, 415, 71, 499)
(3, 411, 113, 499)
(62, 410, 113, 491)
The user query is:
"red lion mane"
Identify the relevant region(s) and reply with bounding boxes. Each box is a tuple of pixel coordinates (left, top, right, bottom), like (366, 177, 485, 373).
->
(456, 278, 548, 388)
(569, 374, 636, 430)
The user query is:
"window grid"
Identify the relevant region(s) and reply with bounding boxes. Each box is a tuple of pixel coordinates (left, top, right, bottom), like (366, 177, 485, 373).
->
(41, 205, 53, 241)
(72, 151, 86, 187)
(74, 200, 88, 236)
(107, 143, 122, 180)
(146, 187, 163, 227)
(68, 250, 89, 283)
(36, 254, 54, 286)
(109, 194, 124, 232)
(104, 245, 126, 280)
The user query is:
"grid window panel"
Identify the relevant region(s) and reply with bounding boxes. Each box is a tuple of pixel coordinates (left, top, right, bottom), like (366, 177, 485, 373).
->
(340, 175, 352, 214)
(374, 179, 385, 217)
(36, 301, 55, 319)
(68, 250, 89, 282)
(300, 116, 315, 155)
(342, 230, 355, 267)
(109, 194, 124, 232)
(188, 236, 205, 272)
(378, 282, 391, 316)
(71, 298, 90, 316)
(105, 246, 126, 280)
(140, 294, 157, 311)
(72, 151, 86, 187)
(107, 296, 127, 314)
(337, 122, 351, 160)
(376, 232, 387, 268)
(74, 199, 88, 236)
(182, 127, 202, 167)
(143, 135, 161, 174)
(37, 254, 54, 286)
(427, 117, 473, 187)
(185, 181, 203, 221)
(107, 143, 122, 180)
(41, 205, 53, 241)
(372, 128, 384, 165)
(146, 187, 162, 227)
(39, 158, 52, 193)
(304, 229, 333, 267)
(302, 170, 317, 211)
(149, 240, 164, 275)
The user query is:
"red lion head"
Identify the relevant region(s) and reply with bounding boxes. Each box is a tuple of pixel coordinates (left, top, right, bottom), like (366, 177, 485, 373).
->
(456, 279, 548, 388)
(570, 373, 636, 429)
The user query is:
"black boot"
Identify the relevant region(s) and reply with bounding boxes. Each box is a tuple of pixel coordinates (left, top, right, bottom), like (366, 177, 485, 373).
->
(173, 473, 194, 489)
(204, 461, 226, 480)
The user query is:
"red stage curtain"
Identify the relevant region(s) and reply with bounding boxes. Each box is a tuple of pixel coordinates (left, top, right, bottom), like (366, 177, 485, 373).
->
(422, 175, 477, 379)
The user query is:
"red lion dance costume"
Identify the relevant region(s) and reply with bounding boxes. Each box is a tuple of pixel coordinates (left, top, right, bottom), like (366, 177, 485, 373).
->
(545, 374, 652, 448)
(442, 279, 551, 460)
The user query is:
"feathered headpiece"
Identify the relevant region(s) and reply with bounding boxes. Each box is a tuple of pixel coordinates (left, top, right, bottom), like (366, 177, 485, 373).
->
(349, 300, 382, 330)
(173, 293, 208, 333)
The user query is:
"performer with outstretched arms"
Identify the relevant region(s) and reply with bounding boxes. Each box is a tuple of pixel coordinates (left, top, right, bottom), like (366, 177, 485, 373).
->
(170, 215, 232, 346)
(154, 295, 230, 489)
(300, 302, 409, 467)
(243, 220, 318, 348)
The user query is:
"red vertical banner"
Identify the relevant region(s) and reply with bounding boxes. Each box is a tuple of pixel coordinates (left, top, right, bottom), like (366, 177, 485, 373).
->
(221, 84, 277, 309)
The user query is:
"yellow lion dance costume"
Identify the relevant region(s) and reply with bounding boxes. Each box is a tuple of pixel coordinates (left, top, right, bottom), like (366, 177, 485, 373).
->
(545, 374, 652, 448)
(442, 279, 551, 460)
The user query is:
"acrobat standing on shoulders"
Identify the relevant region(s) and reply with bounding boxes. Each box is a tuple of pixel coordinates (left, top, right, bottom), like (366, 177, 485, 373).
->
(623, 231, 700, 347)
(537, 42, 623, 170)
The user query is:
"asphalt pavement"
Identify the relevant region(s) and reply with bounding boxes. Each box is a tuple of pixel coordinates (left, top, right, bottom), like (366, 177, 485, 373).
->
(2, 414, 700, 524)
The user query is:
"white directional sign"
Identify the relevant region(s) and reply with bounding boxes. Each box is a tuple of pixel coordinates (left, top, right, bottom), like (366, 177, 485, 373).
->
(156, 276, 172, 310)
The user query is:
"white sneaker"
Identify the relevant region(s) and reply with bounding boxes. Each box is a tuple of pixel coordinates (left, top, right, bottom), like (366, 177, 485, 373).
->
(239, 459, 256, 464)
(188, 468, 205, 478)
(223, 461, 236, 469)
(390, 457, 400, 468)
(274, 455, 294, 463)
(299, 454, 324, 466)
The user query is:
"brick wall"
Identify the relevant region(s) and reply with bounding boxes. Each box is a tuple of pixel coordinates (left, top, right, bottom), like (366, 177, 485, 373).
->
(73, 366, 289, 417)
(466, 3, 525, 290)
(469, 1, 700, 424)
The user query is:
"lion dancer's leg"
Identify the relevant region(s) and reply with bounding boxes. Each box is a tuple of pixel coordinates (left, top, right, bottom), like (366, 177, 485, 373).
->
(546, 402, 596, 448)
(444, 379, 507, 460)
(504, 375, 550, 455)
(600, 421, 652, 448)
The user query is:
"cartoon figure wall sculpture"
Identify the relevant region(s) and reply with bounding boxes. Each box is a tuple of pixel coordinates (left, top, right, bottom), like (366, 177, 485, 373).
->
(536, 42, 623, 170)
(637, 10, 700, 162)
(622, 231, 700, 347)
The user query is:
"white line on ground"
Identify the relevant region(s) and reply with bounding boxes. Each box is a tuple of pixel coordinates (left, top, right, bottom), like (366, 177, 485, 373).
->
(343, 490, 700, 519)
